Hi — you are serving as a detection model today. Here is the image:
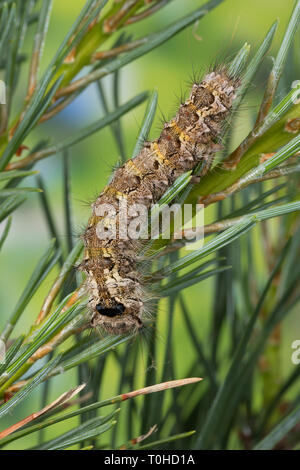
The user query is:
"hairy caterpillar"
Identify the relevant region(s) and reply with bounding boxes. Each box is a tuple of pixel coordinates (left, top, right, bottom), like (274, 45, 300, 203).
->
(80, 68, 240, 335)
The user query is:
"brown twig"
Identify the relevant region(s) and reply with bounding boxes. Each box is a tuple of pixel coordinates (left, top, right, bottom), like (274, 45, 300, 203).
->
(91, 37, 147, 62)
(39, 94, 77, 123)
(52, 74, 94, 100)
(35, 276, 83, 326)
(29, 319, 89, 365)
(5, 0, 163, 144)
(254, 71, 276, 127)
(26, 1, 53, 100)
(198, 162, 300, 207)
(120, 377, 202, 400)
(27, 49, 40, 100)
(2, 377, 201, 439)
(2, 317, 90, 397)
(124, 0, 169, 25)
(171, 219, 238, 242)
(53, 33, 150, 101)
(119, 424, 158, 449)
(103, 0, 143, 33)
(5, 147, 54, 171)
(0, 384, 86, 439)
(0, 103, 8, 135)
(222, 70, 279, 170)
(154, 217, 245, 260)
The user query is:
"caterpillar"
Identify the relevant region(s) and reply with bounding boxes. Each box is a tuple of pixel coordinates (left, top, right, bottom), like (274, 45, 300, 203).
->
(80, 67, 240, 335)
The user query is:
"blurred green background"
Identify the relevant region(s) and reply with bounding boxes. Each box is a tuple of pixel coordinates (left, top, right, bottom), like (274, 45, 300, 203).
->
(0, 0, 298, 448)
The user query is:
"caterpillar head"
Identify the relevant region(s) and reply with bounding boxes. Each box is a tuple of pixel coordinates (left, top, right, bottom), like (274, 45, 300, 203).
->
(85, 267, 144, 335)
(91, 302, 143, 335)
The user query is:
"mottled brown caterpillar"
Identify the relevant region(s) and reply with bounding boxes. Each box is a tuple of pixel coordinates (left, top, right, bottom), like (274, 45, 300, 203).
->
(80, 68, 240, 335)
